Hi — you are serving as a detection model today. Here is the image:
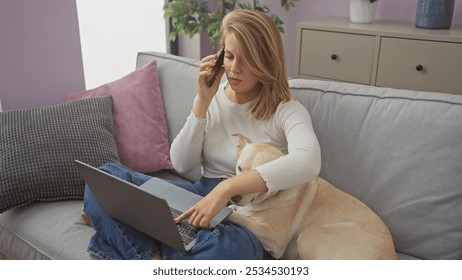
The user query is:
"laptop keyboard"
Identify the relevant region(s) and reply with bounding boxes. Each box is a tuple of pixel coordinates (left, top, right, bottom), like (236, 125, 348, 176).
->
(170, 208, 198, 246)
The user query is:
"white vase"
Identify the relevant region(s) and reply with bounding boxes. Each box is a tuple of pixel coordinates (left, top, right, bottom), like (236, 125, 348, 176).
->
(349, 0, 378, 23)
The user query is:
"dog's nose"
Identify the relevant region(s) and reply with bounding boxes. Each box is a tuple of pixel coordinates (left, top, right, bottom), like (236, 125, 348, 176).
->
(231, 195, 242, 203)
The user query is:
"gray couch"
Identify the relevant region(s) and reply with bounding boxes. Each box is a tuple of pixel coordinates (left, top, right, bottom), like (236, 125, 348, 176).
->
(1, 51, 461, 260)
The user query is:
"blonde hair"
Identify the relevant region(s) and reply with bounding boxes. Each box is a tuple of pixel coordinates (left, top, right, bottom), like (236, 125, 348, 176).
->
(220, 9, 292, 120)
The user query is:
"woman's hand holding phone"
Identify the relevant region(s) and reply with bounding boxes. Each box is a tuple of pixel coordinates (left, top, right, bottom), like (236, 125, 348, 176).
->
(207, 48, 225, 87)
(194, 49, 226, 118)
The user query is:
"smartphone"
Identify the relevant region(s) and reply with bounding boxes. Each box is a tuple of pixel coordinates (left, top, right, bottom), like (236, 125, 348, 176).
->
(207, 47, 225, 87)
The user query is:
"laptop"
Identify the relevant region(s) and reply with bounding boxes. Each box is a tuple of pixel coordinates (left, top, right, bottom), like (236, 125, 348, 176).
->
(75, 160, 233, 252)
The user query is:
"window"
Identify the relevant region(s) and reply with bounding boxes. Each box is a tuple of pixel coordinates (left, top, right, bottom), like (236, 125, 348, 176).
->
(76, 0, 166, 89)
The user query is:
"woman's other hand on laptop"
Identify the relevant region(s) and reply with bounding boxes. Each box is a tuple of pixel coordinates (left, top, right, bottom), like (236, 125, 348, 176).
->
(175, 183, 231, 228)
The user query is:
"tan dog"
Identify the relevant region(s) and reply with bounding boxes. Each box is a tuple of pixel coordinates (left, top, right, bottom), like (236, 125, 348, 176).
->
(228, 133, 397, 260)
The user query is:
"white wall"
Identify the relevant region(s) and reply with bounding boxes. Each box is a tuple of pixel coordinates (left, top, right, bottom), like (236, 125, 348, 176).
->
(76, 0, 166, 89)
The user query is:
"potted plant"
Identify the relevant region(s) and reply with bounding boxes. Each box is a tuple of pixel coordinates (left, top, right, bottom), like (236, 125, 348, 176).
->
(163, 0, 298, 49)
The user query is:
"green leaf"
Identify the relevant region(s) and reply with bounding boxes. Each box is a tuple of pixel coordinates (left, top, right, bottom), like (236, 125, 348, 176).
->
(164, 0, 298, 46)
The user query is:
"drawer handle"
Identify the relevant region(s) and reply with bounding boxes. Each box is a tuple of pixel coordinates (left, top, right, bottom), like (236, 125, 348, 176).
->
(416, 64, 424, 72)
(330, 54, 338, 60)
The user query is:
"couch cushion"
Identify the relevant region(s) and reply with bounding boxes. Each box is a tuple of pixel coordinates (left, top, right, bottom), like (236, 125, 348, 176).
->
(67, 60, 172, 173)
(0, 171, 189, 260)
(136, 52, 203, 182)
(289, 79, 462, 260)
(0, 97, 119, 213)
(0, 201, 96, 260)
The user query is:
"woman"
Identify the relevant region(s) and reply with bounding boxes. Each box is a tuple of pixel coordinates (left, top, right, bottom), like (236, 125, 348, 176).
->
(83, 9, 321, 260)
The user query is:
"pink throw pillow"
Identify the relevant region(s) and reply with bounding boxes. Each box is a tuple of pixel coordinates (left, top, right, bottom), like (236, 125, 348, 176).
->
(67, 60, 172, 173)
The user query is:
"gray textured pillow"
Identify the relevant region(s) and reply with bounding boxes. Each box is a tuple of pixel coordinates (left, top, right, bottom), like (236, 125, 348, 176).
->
(0, 96, 119, 212)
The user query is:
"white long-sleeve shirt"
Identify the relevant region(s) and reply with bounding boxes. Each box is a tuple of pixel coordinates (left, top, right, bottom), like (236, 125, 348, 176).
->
(170, 84, 321, 193)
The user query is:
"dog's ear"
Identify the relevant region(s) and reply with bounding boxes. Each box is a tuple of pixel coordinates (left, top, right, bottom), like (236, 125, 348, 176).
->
(232, 133, 252, 155)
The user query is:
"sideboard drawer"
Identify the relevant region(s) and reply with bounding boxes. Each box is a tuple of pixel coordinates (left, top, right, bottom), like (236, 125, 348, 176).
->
(299, 29, 376, 84)
(376, 38, 462, 95)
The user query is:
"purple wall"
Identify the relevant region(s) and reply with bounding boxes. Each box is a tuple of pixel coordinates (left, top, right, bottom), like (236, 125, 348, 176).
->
(281, 0, 462, 23)
(0, 0, 85, 111)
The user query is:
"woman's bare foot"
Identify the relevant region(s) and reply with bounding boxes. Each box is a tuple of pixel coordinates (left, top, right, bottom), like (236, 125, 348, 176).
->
(81, 208, 92, 227)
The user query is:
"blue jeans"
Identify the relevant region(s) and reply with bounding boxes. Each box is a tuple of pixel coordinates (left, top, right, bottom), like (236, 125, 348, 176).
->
(83, 162, 264, 260)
